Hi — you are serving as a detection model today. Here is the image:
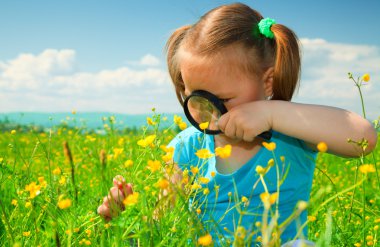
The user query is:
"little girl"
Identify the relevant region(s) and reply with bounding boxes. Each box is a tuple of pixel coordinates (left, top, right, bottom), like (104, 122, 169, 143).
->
(98, 3, 377, 246)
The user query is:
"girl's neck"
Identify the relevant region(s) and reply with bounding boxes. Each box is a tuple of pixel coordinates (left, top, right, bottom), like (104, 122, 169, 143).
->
(214, 135, 262, 174)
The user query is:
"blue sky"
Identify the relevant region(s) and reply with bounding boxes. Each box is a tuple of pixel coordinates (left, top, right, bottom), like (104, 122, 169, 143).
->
(1, 0, 379, 120)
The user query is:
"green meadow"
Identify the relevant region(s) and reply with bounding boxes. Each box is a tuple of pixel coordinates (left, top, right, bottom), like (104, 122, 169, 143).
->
(1, 75, 379, 246)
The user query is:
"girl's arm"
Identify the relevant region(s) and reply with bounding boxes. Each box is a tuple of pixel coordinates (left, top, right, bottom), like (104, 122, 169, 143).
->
(218, 100, 377, 157)
(270, 101, 377, 157)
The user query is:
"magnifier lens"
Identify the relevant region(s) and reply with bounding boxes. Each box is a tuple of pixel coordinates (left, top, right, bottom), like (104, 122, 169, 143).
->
(187, 96, 221, 132)
(184, 90, 272, 139)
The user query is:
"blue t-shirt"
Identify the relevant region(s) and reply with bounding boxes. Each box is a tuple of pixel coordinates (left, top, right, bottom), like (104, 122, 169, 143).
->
(168, 127, 317, 245)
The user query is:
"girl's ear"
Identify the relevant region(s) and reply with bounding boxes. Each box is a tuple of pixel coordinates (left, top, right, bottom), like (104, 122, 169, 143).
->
(263, 67, 274, 98)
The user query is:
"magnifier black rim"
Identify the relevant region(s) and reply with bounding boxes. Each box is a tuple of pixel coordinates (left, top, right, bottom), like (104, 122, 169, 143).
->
(183, 90, 228, 135)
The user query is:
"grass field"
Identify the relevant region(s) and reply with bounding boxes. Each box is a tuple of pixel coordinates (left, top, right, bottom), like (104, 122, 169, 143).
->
(0, 74, 379, 247)
(0, 111, 379, 247)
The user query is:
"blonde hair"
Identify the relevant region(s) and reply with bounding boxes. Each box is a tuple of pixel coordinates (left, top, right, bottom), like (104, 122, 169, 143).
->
(166, 3, 300, 106)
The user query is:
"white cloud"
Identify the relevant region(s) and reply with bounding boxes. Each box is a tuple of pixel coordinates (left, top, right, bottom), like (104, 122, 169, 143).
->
(125, 54, 161, 67)
(0, 49, 181, 114)
(294, 38, 380, 120)
(139, 54, 161, 66)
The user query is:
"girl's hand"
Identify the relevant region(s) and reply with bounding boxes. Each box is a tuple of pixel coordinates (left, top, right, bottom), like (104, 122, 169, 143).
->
(97, 175, 133, 221)
(217, 101, 272, 142)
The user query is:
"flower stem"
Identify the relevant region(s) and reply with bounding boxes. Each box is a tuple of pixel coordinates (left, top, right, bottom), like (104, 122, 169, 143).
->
(355, 84, 367, 119)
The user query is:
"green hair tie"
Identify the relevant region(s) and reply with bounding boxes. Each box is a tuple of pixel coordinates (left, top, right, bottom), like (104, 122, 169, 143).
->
(258, 18, 276, 39)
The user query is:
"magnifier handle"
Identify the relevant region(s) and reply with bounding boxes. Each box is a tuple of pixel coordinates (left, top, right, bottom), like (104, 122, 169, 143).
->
(257, 130, 272, 141)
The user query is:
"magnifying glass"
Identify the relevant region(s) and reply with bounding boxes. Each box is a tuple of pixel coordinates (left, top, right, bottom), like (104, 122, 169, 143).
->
(183, 90, 272, 140)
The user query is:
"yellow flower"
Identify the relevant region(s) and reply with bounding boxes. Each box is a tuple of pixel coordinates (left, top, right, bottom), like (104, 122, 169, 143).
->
(25, 182, 41, 199)
(178, 121, 187, 130)
(190, 167, 199, 175)
(58, 198, 72, 209)
(268, 159, 275, 167)
(113, 148, 124, 159)
(255, 165, 266, 175)
(161, 146, 174, 163)
(308, 215, 317, 222)
(260, 192, 277, 206)
(269, 192, 278, 204)
(215, 144, 232, 159)
(124, 159, 134, 168)
(362, 73, 370, 82)
(123, 192, 139, 206)
(147, 160, 161, 172)
(23, 231, 31, 237)
(191, 182, 201, 190)
(52, 167, 61, 175)
(199, 177, 210, 184)
(242, 196, 248, 203)
(203, 188, 210, 195)
(59, 176, 66, 185)
(262, 142, 276, 151)
(25, 201, 32, 208)
(38, 177, 47, 188)
(359, 164, 376, 174)
(317, 142, 328, 153)
(137, 134, 156, 148)
(211, 171, 216, 177)
(146, 117, 156, 125)
(156, 178, 170, 190)
(11, 199, 18, 206)
(85, 229, 91, 236)
(195, 149, 213, 159)
(173, 115, 183, 125)
(198, 233, 213, 246)
(11, 129, 16, 135)
(199, 122, 209, 130)
(196, 208, 201, 214)
(297, 201, 308, 211)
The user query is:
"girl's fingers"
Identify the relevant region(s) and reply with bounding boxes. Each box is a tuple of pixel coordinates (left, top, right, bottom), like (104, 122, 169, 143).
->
(103, 196, 109, 207)
(113, 175, 126, 189)
(113, 175, 133, 196)
(123, 183, 133, 196)
(97, 204, 111, 218)
(217, 114, 229, 132)
(109, 186, 125, 205)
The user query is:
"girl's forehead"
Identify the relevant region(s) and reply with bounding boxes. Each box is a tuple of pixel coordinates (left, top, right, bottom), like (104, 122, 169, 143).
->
(179, 46, 249, 73)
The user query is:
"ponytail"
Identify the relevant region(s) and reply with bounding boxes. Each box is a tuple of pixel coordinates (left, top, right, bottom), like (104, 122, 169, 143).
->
(270, 24, 301, 101)
(166, 25, 192, 106)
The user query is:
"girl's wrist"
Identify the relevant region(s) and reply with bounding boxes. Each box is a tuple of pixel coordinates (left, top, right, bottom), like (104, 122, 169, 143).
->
(266, 100, 290, 132)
